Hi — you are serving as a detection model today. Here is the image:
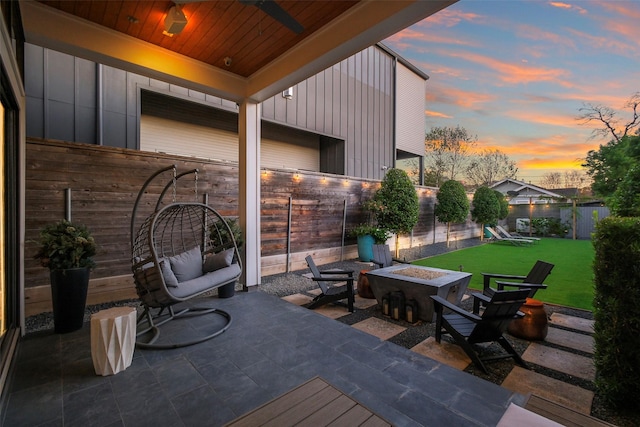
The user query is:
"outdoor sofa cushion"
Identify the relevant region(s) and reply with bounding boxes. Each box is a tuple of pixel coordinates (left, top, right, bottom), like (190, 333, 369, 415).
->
(203, 248, 234, 273)
(169, 246, 202, 282)
(169, 263, 241, 298)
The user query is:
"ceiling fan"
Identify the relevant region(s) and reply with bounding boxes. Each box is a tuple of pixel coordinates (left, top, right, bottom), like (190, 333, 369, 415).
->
(239, 0, 304, 34)
(174, 0, 304, 34)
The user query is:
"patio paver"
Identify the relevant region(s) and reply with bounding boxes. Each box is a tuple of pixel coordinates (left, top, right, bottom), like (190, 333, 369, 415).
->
(549, 313, 594, 334)
(351, 317, 406, 341)
(410, 336, 471, 370)
(522, 343, 595, 381)
(502, 366, 594, 414)
(545, 326, 594, 354)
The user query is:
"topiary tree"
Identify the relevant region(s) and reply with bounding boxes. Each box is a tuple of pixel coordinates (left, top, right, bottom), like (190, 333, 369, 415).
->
(372, 168, 419, 257)
(494, 190, 509, 221)
(435, 180, 469, 247)
(593, 217, 640, 410)
(471, 186, 499, 240)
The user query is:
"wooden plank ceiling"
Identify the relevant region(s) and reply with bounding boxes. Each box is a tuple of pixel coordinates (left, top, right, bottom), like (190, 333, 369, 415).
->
(36, 1, 359, 78)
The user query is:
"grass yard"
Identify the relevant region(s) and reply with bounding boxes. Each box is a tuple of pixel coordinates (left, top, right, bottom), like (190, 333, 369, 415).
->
(413, 238, 595, 310)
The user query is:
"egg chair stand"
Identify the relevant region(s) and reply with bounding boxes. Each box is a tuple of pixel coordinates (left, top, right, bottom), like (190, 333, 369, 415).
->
(131, 165, 242, 349)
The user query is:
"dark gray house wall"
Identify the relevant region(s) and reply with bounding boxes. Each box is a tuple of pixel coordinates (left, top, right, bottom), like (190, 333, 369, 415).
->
(25, 43, 398, 180)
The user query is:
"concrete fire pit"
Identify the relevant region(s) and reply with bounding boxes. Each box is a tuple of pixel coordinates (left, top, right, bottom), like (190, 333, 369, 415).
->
(366, 265, 472, 322)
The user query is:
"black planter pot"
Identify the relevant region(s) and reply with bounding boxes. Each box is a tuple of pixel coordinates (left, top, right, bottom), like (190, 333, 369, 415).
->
(218, 281, 236, 298)
(50, 267, 90, 333)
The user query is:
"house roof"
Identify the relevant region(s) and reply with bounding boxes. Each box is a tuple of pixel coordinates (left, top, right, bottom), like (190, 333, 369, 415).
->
(490, 178, 566, 199)
(24, 0, 455, 103)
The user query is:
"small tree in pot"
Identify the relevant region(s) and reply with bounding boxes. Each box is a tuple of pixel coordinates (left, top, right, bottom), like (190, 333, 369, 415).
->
(34, 219, 97, 333)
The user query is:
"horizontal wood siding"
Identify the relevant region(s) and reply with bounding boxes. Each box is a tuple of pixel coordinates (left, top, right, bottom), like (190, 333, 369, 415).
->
(25, 139, 481, 316)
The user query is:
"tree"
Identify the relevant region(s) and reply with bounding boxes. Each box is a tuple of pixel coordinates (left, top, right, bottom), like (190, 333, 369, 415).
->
(471, 186, 500, 240)
(372, 168, 419, 256)
(435, 180, 469, 247)
(608, 165, 640, 217)
(494, 190, 509, 220)
(424, 126, 477, 186)
(578, 92, 640, 142)
(465, 148, 519, 188)
(540, 172, 563, 189)
(582, 136, 638, 198)
(563, 170, 590, 189)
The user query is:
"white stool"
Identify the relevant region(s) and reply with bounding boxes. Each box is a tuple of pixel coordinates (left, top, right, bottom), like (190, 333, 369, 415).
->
(91, 306, 137, 376)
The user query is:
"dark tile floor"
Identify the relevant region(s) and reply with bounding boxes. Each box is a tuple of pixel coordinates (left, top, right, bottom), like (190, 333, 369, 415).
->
(2, 291, 526, 427)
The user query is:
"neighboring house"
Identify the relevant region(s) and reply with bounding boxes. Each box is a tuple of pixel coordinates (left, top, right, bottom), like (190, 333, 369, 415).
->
(490, 178, 569, 205)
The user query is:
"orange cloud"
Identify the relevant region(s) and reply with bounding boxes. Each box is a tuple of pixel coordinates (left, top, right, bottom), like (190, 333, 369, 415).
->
(425, 84, 496, 109)
(418, 8, 486, 28)
(438, 49, 573, 87)
(549, 2, 587, 14)
(425, 110, 452, 119)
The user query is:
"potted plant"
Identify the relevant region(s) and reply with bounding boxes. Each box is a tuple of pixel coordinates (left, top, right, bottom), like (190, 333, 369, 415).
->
(34, 219, 97, 333)
(351, 224, 389, 262)
(209, 216, 243, 298)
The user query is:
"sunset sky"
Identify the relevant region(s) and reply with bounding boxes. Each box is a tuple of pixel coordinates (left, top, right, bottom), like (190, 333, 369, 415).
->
(384, 0, 639, 185)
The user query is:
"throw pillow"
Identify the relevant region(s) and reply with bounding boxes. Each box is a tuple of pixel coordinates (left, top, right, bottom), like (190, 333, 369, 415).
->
(169, 246, 202, 282)
(160, 259, 179, 288)
(203, 248, 234, 273)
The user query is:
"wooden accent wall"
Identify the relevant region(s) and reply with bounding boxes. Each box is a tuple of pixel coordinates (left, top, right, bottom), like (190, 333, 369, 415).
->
(24, 138, 479, 316)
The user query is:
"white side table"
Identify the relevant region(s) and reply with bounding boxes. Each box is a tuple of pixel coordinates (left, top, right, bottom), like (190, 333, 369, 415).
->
(91, 306, 137, 376)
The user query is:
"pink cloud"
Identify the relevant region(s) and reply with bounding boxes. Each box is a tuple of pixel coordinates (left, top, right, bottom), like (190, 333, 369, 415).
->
(426, 84, 496, 109)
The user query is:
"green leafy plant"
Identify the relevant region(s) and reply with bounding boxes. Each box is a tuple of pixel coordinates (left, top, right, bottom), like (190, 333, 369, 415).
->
(210, 217, 244, 249)
(593, 217, 640, 409)
(471, 186, 499, 239)
(350, 225, 389, 244)
(435, 180, 469, 247)
(371, 168, 419, 256)
(34, 219, 97, 270)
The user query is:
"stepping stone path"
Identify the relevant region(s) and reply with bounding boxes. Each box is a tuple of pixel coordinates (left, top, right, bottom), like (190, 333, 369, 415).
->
(281, 294, 597, 416)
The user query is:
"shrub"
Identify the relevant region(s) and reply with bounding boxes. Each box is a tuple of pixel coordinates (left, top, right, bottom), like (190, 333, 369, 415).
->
(592, 217, 640, 409)
(372, 168, 419, 235)
(471, 186, 499, 238)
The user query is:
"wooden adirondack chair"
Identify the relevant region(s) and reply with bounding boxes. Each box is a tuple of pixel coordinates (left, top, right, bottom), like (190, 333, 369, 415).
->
(305, 256, 355, 312)
(482, 260, 554, 299)
(431, 289, 531, 373)
(371, 244, 409, 268)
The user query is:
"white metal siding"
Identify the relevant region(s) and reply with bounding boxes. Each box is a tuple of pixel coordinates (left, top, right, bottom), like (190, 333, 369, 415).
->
(141, 115, 319, 170)
(396, 63, 426, 156)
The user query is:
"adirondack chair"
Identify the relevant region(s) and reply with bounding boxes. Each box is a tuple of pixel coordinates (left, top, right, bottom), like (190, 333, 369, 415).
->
(485, 226, 534, 246)
(371, 244, 409, 268)
(431, 289, 531, 373)
(305, 256, 355, 312)
(496, 225, 540, 243)
(482, 260, 554, 299)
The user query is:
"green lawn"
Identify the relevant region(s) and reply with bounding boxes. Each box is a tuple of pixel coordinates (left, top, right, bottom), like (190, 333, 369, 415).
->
(412, 238, 595, 310)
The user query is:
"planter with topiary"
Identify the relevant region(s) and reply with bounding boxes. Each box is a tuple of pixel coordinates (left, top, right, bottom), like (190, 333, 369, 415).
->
(33, 219, 97, 333)
(350, 224, 389, 262)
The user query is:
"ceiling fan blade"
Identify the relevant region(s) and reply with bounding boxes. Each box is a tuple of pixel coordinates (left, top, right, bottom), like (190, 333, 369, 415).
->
(240, 0, 304, 34)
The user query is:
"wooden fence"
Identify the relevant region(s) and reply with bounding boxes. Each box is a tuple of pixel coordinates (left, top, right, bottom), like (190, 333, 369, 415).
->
(24, 138, 481, 316)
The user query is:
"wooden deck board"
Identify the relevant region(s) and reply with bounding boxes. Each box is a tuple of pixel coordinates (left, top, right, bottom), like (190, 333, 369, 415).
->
(525, 394, 615, 427)
(225, 377, 392, 427)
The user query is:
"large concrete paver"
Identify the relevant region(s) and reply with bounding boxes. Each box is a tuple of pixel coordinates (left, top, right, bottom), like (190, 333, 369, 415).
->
(549, 313, 594, 334)
(522, 343, 595, 381)
(545, 326, 594, 354)
(410, 336, 470, 370)
(502, 366, 594, 415)
(351, 317, 406, 340)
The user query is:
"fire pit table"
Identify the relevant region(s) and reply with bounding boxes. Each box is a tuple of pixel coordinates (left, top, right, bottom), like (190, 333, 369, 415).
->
(366, 265, 472, 322)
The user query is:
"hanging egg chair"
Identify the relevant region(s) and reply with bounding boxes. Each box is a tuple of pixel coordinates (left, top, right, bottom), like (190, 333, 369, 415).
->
(131, 165, 242, 349)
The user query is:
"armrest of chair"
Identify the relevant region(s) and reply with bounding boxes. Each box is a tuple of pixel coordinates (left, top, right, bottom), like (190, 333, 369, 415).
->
(481, 272, 526, 290)
(471, 292, 491, 314)
(431, 295, 482, 322)
(311, 276, 353, 283)
(392, 258, 410, 264)
(318, 269, 354, 277)
(495, 280, 547, 291)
